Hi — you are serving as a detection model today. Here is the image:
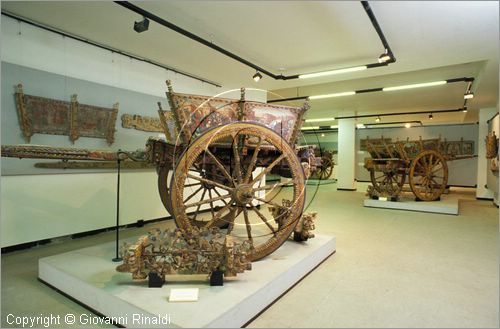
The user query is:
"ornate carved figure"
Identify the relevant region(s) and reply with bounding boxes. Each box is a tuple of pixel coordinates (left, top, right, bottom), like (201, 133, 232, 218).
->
(485, 131, 498, 159)
(293, 212, 317, 241)
(269, 199, 317, 241)
(121, 114, 164, 132)
(491, 157, 499, 173)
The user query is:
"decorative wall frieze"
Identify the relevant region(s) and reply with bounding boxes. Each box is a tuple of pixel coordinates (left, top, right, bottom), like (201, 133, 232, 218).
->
(14, 84, 118, 145)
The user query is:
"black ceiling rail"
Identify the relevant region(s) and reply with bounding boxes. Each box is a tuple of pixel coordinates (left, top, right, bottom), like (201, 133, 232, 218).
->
(361, 1, 395, 62)
(302, 122, 477, 133)
(115, 1, 395, 80)
(335, 108, 465, 120)
(487, 112, 499, 124)
(364, 120, 423, 127)
(1, 11, 222, 88)
(267, 76, 475, 104)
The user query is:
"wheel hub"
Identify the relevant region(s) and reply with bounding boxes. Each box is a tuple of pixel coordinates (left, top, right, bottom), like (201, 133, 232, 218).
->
(233, 184, 254, 205)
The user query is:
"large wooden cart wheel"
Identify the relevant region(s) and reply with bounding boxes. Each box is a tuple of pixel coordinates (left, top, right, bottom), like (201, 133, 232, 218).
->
(369, 167, 406, 195)
(170, 122, 306, 261)
(316, 157, 334, 180)
(409, 150, 448, 201)
(158, 165, 174, 216)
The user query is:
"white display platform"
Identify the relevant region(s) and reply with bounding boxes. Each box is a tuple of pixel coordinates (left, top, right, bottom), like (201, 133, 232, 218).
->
(39, 235, 336, 328)
(363, 194, 459, 215)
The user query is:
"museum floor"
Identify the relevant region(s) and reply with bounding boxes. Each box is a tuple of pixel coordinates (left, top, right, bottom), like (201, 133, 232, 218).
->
(1, 183, 498, 328)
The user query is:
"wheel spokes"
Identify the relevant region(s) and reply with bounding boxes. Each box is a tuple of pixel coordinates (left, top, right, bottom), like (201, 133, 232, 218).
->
(232, 135, 243, 183)
(190, 189, 207, 222)
(250, 204, 277, 236)
(244, 137, 263, 183)
(185, 192, 232, 209)
(252, 180, 294, 192)
(208, 189, 216, 218)
(187, 173, 233, 191)
(205, 149, 234, 184)
(203, 203, 233, 228)
(253, 196, 287, 210)
(184, 186, 203, 203)
(213, 188, 228, 206)
(184, 182, 202, 188)
(251, 153, 287, 184)
(226, 207, 242, 234)
(242, 207, 253, 243)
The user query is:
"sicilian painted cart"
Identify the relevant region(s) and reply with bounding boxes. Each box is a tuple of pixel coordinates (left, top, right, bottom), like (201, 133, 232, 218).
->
(363, 137, 475, 201)
(313, 149, 335, 180)
(151, 81, 313, 261)
(2, 81, 316, 263)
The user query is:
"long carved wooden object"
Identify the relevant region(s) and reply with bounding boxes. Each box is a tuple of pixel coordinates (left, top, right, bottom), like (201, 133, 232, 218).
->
(34, 160, 155, 170)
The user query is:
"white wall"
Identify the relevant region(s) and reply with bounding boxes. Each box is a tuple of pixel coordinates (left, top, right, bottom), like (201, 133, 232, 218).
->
(337, 117, 356, 190)
(0, 16, 265, 247)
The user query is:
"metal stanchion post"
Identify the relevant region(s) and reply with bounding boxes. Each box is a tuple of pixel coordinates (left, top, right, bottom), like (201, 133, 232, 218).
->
(112, 151, 122, 262)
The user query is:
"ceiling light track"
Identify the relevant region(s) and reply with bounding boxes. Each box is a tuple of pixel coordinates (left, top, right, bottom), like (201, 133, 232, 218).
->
(1, 11, 221, 88)
(366, 120, 422, 127)
(361, 2, 395, 60)
(335, 108, 466, 120)
(268, 77, 475, 103)
(115, 1, 395, 81)
(301, 122, 476, 133)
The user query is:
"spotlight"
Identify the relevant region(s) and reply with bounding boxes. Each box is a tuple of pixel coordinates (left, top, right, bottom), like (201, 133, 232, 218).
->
(429, 113, 433, 120)
(404, 123, 411, 128)
(464, 91, 474, 99)
(462, 106, 468, 113)
(133, 17, 150, 33)
(253, 71, 262, 82)
(321, 133, 325, 137)
(378, 49, 391, 63)
(375, 116, 381, 123)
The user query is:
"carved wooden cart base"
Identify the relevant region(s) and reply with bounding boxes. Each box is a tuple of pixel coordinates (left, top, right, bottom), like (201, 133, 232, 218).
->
(39, 234, 336, 327)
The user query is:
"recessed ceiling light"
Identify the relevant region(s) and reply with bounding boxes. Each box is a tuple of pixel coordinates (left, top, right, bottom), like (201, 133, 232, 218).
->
(405, 123, 411, 128)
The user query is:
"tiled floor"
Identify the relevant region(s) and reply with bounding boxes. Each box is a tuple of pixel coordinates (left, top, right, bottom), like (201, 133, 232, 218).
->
(1, 184, 498, 328)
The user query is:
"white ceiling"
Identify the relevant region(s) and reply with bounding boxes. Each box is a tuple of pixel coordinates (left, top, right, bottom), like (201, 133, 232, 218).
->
(2, 1, 499, 125)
